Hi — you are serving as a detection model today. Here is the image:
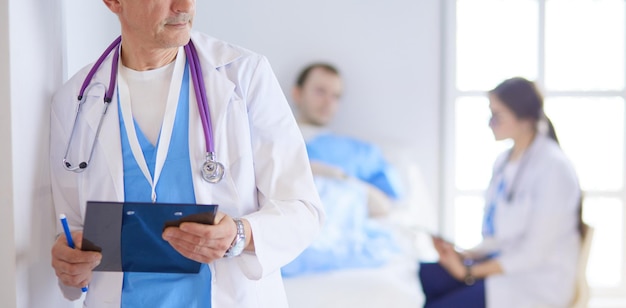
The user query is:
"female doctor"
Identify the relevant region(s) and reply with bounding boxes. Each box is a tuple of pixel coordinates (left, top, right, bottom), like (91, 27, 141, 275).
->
(419, 77, 582, 308)
(49, 0, 323, 307)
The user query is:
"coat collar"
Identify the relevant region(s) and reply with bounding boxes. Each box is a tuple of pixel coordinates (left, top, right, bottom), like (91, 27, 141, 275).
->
(190, 31, 242, 70)
(188, 31, 239, 137)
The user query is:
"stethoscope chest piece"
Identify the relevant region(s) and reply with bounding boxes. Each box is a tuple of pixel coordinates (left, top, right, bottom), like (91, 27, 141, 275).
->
(201, 153, 224, 183)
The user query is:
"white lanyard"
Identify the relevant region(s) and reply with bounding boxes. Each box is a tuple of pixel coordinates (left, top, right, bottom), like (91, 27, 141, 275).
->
(117, 47, 187, 203)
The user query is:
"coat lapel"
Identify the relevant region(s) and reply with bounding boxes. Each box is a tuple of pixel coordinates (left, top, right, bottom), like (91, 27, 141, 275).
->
(84, 55, 124, 202)
(192, 32, 240, 136)
(189, 33, 240, 204)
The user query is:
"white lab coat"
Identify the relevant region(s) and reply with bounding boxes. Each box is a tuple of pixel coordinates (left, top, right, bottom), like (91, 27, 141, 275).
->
(475, 134, 581, 308)
(49, 31, 324, 308)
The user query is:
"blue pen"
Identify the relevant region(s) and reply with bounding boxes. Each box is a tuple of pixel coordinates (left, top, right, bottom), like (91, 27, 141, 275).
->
(59, 214, 89, 293)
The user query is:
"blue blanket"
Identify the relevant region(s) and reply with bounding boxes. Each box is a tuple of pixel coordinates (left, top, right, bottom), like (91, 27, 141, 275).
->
(281, 177, 399, 277)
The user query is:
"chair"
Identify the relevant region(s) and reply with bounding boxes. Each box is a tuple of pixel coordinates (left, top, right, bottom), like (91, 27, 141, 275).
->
(570, 223, 594, 308)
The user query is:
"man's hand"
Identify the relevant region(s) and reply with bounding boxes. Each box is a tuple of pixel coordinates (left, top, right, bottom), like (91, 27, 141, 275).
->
(162, 212, 245, 263)
(51, 231, 102, 289)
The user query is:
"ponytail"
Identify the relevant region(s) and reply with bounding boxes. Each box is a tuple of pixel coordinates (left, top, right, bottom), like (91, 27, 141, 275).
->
(577, 193, 585, 238)
(538, 114, 559, 145)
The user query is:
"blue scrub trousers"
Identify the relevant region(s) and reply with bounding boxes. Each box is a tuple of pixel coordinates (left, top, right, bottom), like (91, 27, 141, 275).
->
(419, 262, 486, 308)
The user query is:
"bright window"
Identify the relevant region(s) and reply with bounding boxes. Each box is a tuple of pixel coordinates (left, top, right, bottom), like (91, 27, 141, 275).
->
(444, 0, 626, 299)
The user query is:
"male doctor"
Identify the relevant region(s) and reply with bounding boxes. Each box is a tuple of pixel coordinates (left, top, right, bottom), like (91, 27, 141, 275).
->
(49, 0, 324, 307)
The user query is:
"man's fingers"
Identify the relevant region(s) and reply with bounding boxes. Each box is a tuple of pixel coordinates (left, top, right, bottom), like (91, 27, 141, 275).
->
(163, 224, 231, 249)
(52, 235, 101, 263)
(54, 246, 101, 264)
(51, 233, 101, 289)
(161, 212, 238, 263)
(178, 219, 233, 239)
(57, 270, 92, 289)
(163, 226, 211, 247)
(71, 231, 85, 249)
(163, 229, 230, 254)
(51, 245, 99, 289)
(212, 211, 227, 224)
(53, 257, 100, 276)
(168, 239, 222, 264)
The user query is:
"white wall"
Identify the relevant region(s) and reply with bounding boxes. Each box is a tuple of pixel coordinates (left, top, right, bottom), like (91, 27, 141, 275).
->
(64, 1, 119, 78)
(0, 1, 17, 306)
(5, 0, 72, 307)
(194, 0, 442, 226)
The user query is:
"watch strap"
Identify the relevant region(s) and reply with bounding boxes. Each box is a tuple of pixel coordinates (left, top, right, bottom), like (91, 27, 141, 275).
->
(463, 262, 475, 286)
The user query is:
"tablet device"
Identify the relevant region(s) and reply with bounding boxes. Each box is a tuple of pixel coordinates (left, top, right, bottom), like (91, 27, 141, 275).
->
(81, 201, 218, 273)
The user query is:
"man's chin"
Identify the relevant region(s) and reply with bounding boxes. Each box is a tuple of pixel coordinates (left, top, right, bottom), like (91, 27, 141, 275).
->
(160, 28, 192, 47)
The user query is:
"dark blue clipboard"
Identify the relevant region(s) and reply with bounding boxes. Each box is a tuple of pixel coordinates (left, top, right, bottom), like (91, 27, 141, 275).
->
(81, 201, 218, 273)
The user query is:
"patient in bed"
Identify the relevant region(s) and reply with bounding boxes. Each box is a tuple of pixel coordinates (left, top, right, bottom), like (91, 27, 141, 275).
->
(281, 63, 404, 277)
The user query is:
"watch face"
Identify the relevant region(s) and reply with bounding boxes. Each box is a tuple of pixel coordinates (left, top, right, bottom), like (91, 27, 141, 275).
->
(232, 238, 245, 253)
(225, 237, 245, 257)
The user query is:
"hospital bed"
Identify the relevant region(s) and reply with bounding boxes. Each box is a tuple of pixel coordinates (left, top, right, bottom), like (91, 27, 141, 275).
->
(283, 144, 433, 308)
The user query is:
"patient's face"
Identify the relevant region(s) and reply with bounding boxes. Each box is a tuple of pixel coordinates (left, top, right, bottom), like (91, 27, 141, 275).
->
(294, 68, 343, 126)
(488, 94, 527, 141)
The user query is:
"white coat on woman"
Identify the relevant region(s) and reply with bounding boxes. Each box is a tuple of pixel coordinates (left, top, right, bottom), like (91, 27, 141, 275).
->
(474, 133, 581, 308)
(49, 31, 324, 308)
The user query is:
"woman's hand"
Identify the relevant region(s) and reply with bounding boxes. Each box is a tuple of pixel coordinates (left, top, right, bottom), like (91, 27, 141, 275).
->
(432, 236, 465, 281)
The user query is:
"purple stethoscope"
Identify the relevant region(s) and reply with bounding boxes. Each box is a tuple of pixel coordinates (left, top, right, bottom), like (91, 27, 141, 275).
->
(62, 36, 225, 184)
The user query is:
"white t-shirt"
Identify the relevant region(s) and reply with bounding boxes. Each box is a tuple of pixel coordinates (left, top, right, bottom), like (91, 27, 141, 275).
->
(119, 61, 175, 145)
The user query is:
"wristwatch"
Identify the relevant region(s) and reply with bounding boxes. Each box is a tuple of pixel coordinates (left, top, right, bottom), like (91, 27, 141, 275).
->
(224, 218, 245, 258)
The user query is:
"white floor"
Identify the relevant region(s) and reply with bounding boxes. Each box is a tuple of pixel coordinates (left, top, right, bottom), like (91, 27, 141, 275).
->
(284, 256, 424, 308)
(589, 297, 626, 308)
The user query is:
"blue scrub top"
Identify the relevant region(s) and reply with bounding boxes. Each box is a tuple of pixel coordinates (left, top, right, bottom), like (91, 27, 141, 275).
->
(117, 64, 212, 308)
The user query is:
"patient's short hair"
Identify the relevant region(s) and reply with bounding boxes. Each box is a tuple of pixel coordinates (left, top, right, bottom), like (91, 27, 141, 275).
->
(296, 63, 340, 88)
